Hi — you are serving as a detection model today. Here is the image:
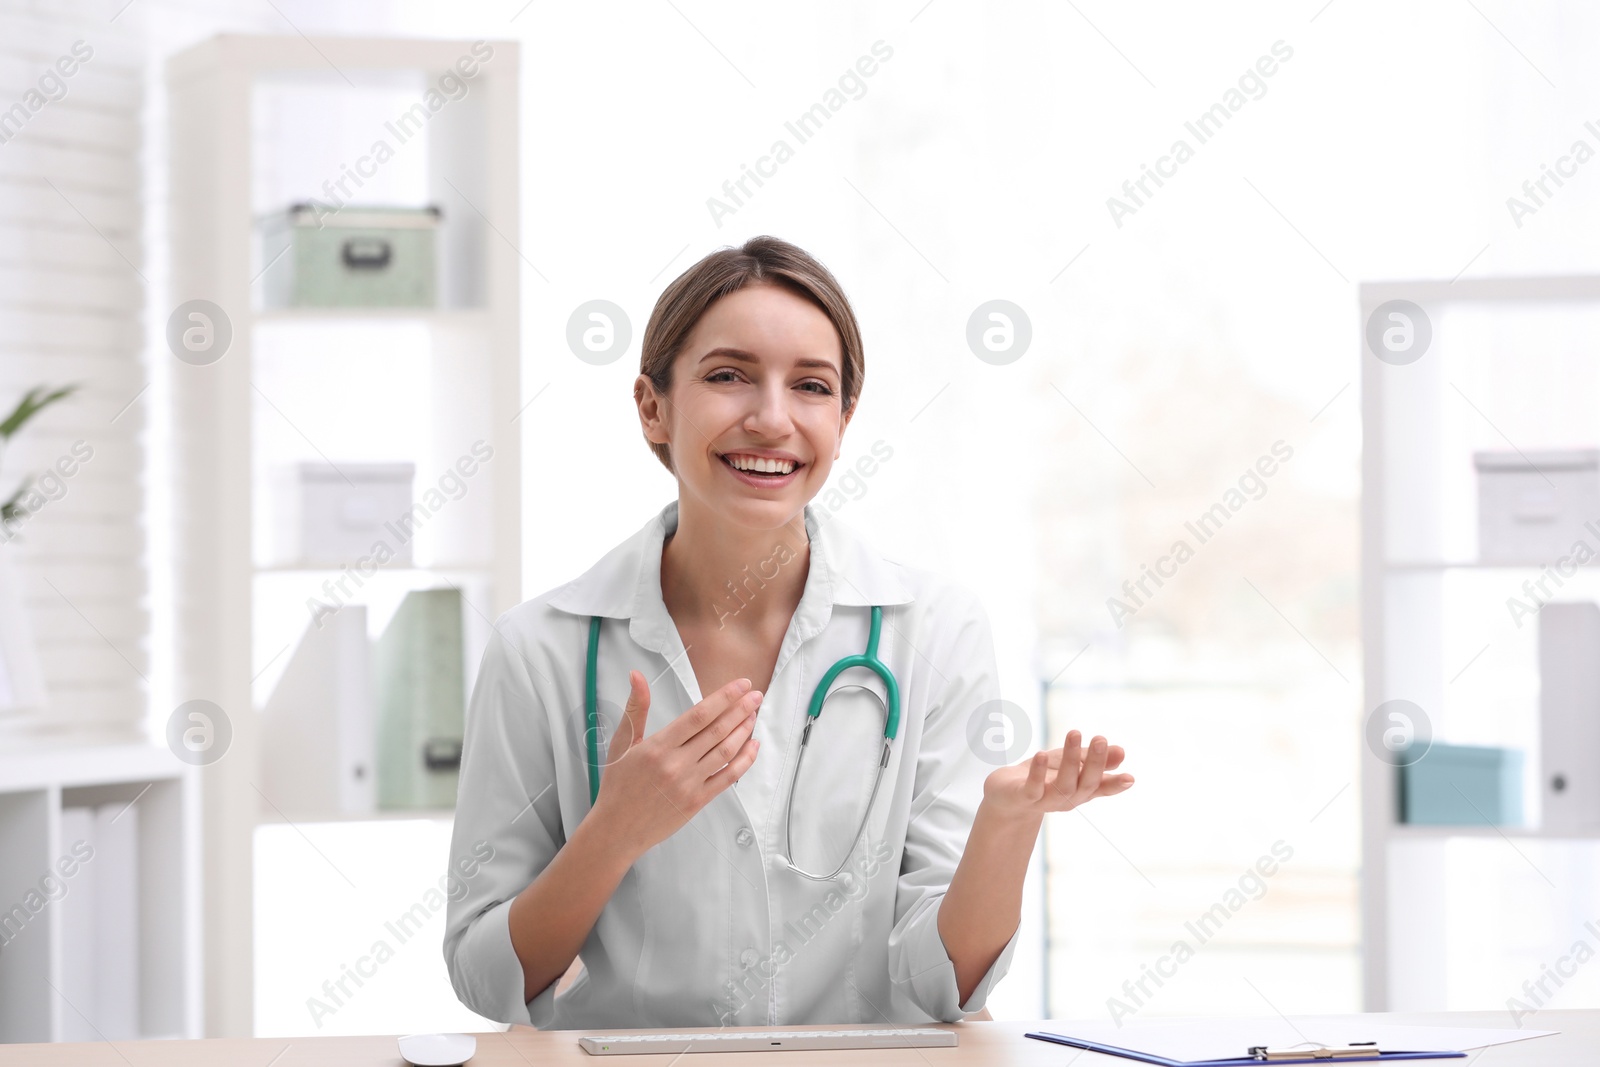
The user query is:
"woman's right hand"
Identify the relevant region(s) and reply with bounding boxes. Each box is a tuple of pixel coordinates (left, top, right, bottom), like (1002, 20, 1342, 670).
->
(589, 671, 763, 859)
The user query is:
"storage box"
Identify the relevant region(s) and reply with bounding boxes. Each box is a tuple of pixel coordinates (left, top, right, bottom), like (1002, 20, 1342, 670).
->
(272, 462, 415, 568)
(1475, 448, 1600, 564)
(260, 204, 439, 308)
(1399, 743, 1524, 826)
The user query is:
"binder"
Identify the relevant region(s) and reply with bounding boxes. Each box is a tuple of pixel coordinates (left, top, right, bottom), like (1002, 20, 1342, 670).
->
(56, 804, 140, 1042)
(375, 588, 465, 809)
(260, 606, 375, 817)
(1025, 1031, 1466, 1065)
(56, 808, 97, 1043)
(1539, 601, 1600, 833)
(91, 804, 139, 1041)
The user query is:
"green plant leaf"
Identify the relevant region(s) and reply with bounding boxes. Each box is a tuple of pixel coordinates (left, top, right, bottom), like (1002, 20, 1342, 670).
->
(0, 480, 28, 524)
(0, 384, 78, 440)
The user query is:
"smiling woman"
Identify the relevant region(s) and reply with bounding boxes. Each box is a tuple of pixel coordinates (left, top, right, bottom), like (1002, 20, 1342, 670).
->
(442, 235, 1135, 1030)
(635, 236, 865, 473)
(634, 246, 864, 566)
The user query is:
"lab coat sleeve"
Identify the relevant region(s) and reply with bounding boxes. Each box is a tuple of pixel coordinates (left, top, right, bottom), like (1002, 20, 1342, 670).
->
(886, 585, 1022, 1020)
(443, 610, 568, 1028)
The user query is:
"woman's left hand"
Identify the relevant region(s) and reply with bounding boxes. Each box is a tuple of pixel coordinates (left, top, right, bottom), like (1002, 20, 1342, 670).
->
(982, 729, 1134, 819)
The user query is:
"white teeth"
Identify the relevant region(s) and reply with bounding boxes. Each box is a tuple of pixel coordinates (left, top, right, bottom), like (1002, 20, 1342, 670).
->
(727, 454, 796, 475)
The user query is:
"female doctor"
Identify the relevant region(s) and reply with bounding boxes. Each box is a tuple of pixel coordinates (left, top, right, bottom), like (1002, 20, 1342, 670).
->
(443, 236, 1134, 1029)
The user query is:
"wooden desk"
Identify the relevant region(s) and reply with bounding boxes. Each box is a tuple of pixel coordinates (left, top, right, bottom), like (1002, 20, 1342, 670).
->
(0, 1012, 1588, 1066)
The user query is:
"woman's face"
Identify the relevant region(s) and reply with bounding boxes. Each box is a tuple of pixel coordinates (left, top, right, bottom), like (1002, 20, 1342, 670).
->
(637, 282, 850, 532)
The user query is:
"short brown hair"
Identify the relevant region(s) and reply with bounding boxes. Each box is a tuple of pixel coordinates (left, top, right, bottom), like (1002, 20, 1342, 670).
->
(637, 236, 865, 472)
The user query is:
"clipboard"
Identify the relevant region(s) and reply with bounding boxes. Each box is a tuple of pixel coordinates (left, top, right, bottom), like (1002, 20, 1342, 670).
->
(1024, 1030, 1468, 1065)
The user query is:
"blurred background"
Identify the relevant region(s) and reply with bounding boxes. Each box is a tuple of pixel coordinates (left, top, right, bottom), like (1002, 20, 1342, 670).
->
(1, 0, 1597, 1044)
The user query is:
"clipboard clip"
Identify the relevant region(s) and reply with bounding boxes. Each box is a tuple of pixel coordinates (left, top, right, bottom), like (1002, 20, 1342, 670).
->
(1248, 1044, 1379, 1061)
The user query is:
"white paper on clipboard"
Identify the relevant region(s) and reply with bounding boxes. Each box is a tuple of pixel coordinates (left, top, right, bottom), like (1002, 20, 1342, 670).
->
(1042, 1016, 1555, 1062)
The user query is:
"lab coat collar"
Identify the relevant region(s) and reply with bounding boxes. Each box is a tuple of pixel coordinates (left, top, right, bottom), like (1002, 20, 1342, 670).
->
(544, 501, 914, 624)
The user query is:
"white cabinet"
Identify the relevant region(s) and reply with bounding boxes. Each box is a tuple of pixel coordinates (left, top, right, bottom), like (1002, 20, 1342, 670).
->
(0, 744, 199, 1042)
(165, 35, 521, 1035)
(1361, 275, 1600, 1010)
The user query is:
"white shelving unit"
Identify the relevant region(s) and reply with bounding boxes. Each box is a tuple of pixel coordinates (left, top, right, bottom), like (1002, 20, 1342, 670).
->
(166, 35, 521, 1036)
(1360, 275, 1600, 1011)
(0, 744, 200, 1042)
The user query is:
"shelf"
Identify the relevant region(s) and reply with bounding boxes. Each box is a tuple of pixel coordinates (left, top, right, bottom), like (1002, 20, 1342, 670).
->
(0, 742, 186, 794)
(254, 806, 453, 825)
(1389, 823, 1600, 840)
(170, 32, 522, 1035)
(1361, 274, 1600, 305)
(0, 744, 199, 1042)
(1362, 274, 1600, 1011)
(1386, 560, 1600, 572)
(254, 563, 491, 575)
(253, 306, 491, 324)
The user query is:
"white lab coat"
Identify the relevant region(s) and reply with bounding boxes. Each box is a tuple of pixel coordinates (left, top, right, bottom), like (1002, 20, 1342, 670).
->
(443, 501, 1019, 1029)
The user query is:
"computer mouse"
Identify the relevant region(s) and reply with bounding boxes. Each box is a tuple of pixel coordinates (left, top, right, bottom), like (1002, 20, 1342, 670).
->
(397, 1032, 477, 1066)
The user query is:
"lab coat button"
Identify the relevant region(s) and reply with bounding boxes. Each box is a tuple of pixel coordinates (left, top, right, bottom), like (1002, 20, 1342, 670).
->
(740, 948, 759, 969)
(735, 827, 755, 848)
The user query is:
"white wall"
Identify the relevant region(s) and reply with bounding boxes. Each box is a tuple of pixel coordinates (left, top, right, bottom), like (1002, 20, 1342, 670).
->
(0, 2, 147, 738)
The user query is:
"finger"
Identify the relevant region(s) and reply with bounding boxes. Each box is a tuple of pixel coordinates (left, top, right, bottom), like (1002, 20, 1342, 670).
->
(1097, 773, 1135, 796)
(1024, 750, 1049, 802)
(704, 737, 761, 794)
(697, 710, 758, 777)
(684, 687, 763, 761)
(1070, 736, 1110, 806)
(611, 670, 650, 757)
(1052, 731, 1083, 796)
(1047, 743, 1123, 768)
(660, 677, 751, 745)
(1052, 743, 1124, 772)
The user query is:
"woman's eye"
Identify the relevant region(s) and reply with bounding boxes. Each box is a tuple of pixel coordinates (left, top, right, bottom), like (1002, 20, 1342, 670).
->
(798, 380, 834, 395)
(705, 369, 741, 383)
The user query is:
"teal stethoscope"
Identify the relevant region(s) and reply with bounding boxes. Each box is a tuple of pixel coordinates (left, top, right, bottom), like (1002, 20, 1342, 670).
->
(584, 606, 899, 881)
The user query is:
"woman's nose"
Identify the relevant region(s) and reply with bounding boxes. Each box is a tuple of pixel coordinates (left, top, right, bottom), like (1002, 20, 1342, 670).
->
(743, 383, 795, 437)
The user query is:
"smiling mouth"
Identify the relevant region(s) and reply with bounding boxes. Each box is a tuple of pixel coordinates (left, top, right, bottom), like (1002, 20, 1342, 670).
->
(720, 452, 802, 479)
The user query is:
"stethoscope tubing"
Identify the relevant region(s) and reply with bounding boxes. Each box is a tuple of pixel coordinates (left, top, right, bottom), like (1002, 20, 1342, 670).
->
(583, 606, 899, 881)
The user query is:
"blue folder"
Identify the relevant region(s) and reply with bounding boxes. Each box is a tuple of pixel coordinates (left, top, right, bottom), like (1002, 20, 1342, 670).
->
(1024, 1030, 1467, 1065)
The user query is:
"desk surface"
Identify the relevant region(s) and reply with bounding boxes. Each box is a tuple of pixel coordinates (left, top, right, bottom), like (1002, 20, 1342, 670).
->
(0, 1012, 1588, 1066)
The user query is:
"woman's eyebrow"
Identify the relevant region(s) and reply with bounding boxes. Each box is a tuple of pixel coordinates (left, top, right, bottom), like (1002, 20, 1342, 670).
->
(697, 347, 841, 374)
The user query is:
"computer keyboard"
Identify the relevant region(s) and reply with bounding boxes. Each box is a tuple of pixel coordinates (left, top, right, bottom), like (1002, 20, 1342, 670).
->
(578, 1027, 958, 1055)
